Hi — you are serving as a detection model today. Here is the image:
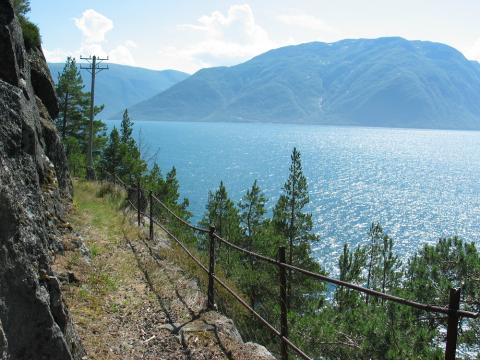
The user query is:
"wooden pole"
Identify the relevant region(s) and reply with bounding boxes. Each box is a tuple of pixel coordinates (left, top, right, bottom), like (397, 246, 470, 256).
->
(149, 191, 154, 240)
(445, 288, 461, 360)
(137, 178, 141, 227)
(279, 246, 289, 360)
(207, 225, 216, 310)
(86, 55, 96, 180)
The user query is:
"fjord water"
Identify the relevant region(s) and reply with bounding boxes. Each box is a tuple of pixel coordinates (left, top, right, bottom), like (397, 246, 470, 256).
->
(106, 120, 480, 273)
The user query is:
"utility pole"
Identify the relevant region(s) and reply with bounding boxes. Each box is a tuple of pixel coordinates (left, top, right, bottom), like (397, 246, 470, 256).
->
(80, 55, 108, 180)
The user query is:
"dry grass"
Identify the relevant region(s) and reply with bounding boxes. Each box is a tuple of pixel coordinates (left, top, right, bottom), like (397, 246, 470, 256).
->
(55, 180, 154, 359)
(54, 180, 275, 360)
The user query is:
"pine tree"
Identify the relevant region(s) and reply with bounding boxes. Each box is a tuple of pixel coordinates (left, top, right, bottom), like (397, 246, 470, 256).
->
(379, 234, 400, 296)
(237, 180, 269, 307)
(55, 58, 107, 177)
(120, 109, 134, 145)
(202, 181, 241, 240)
(144, 163, 190, 223)
(273, 147, 318, 264)
(163, 167, 179, 203)
(238, 180, 267, 242)
(201, 181, 241, 273)
(144, 163, 164, 196)
(100, 127, 122, 178)
(55, 57, 86, 139)
(336, 243, 367, 309)
(365, 222, 384, 303)
(116, 109, 146, 183)
(273, 147, 319, 306)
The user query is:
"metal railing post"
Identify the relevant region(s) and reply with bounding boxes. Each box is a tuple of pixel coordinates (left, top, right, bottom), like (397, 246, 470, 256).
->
(445, 288, 461, 360)
(279, 246, 289, 360)
(207, 225, 216, 310)
(137, 178, 141, 227)
(149, 191, 154, 240)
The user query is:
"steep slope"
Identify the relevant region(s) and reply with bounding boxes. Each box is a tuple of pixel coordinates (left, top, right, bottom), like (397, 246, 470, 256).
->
(48, 63, 189, 119)
(128, 37, 480, 129)
(0, 1, 83, 358)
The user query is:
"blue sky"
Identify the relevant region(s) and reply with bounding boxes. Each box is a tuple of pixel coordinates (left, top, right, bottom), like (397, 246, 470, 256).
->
(30, 1, 480, 73)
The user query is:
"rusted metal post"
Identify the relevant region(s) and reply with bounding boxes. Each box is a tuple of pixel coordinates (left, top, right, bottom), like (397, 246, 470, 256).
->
(445, 288, 461, 360)
(149, 191, 154, 240)
(137, 178, 141, 227)
(279, 246, 289, 360)
(207, 225, 216, 310)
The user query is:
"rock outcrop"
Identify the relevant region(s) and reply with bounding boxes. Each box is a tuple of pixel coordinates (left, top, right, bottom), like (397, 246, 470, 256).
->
(0, 1, 83, 359)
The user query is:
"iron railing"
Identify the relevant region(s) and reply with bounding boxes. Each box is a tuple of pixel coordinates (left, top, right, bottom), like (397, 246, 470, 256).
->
(106, 173, 479, 360)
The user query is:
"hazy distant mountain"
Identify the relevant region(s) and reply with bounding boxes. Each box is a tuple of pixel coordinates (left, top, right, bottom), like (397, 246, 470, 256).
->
(48, 63, 189, 119)
(126, 37, 480, 129)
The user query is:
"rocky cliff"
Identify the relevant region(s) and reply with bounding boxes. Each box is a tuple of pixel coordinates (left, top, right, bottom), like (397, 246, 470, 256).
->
(0, 1, 84, 359)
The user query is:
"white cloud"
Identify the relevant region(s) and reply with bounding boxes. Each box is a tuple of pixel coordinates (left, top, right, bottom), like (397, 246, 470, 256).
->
(43, 48, 71, 62)
(158, 4, 277, 72)
(277, 14, 334, 33)
(74, 9, 113, 43)
(109, 42, 136, 66)
(124, 40, 137, 48)
(466, 37, 480, 61)
(45, 9, 136, 66)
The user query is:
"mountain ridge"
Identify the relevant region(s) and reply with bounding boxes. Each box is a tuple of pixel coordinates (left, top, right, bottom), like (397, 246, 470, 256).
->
(124, 37, 480, 130)
(48, 63, 189, 118)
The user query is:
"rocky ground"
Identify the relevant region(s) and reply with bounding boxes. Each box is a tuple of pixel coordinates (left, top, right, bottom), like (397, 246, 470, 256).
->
(53, 181, 275, 360)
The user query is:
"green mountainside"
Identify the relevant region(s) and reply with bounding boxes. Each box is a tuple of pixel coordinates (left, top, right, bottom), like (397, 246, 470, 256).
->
(126, 37, 480, 129)
(48, 63, 189, 119)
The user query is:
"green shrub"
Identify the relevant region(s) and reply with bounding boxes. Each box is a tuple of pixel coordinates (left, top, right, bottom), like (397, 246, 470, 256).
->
(19, 16, 41, 50)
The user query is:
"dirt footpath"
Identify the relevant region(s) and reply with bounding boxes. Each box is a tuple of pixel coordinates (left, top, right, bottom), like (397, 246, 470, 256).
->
(54, 181, 275, 360)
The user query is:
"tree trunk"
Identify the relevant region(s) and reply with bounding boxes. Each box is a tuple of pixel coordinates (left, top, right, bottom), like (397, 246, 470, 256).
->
(287, 176, 296, 310)
(366, 248, 373, 304)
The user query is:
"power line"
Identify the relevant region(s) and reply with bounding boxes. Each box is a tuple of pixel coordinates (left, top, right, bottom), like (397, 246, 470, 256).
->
(80, 55, 109, 180)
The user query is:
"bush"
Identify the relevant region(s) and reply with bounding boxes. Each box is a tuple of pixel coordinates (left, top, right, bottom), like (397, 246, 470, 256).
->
(18, 16, 41, 50)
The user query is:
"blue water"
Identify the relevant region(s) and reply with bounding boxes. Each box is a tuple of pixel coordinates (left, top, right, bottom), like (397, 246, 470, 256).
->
(106, 120, 480, 273)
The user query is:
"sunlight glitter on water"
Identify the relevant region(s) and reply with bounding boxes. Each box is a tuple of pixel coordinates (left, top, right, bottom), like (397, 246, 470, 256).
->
(107, 120, 480, 274)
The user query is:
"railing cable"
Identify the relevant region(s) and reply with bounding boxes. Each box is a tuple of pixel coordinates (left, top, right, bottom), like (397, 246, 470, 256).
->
(105, 172, 480, 360)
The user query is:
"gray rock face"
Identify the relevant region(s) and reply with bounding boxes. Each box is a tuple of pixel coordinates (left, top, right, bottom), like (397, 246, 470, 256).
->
(0, 1, 83, 359)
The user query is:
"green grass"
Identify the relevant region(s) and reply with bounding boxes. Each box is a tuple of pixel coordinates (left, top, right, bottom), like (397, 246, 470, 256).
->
(58, 180, 146, 358)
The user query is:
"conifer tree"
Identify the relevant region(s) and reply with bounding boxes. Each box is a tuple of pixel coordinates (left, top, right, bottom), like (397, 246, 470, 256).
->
(336, 243, 367, 309)
(100, 127, 122, 178)
(117, 109, 146, 183)
(55, 57, 86, 139)
(163, 167, 180, 204)
(273, 147, 318, 264)
(379, 234, 400, 295)
(238, 180, 267, 242)
(55, 58, 107, 177)
(273, 148, 319, 305)
(144, 163, 190, 223)
(202, 181, 241, 240)
(365, 222, 384, 303)
(237, 180, 269, 306)
(120, 109, 134, 145)
(201, 182, 241, 273)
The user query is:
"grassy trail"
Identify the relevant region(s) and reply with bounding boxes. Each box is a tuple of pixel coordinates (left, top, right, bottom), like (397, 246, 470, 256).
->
(54, 180, 274, 360)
